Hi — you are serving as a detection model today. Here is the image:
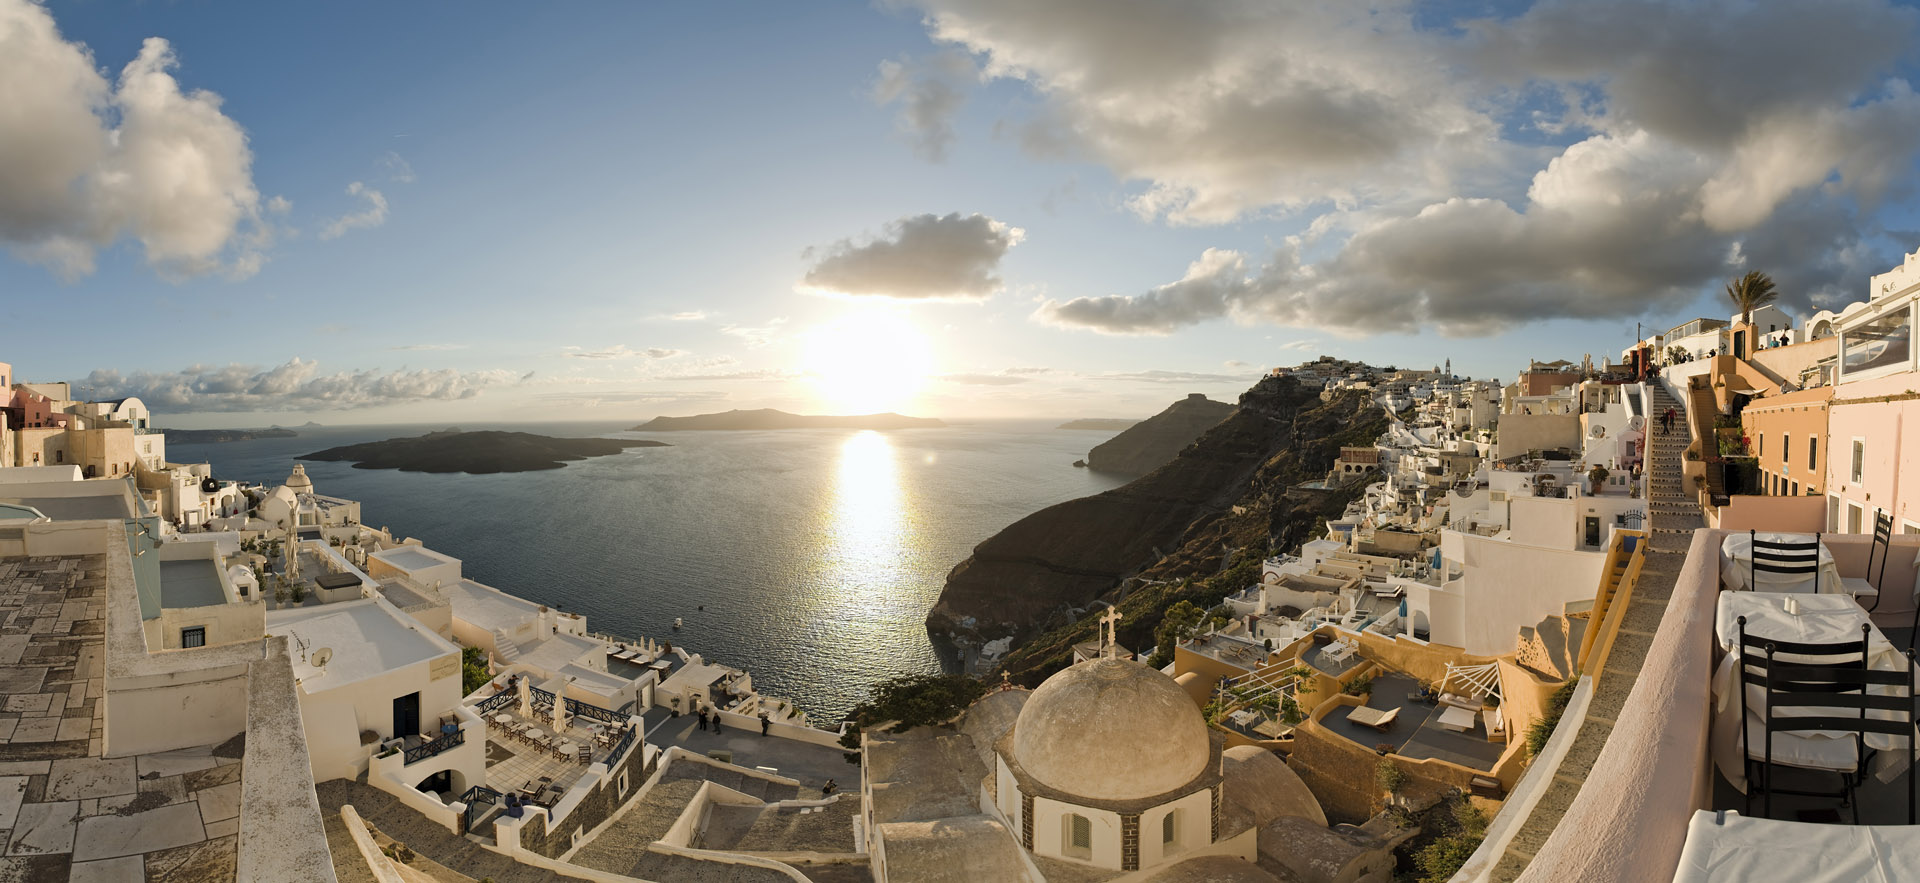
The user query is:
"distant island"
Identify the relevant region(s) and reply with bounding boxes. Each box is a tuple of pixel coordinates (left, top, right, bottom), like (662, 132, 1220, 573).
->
(300, 430, 668, 474)
(630, 409, 945, 431)
(1057, 418, 1138, 431)
(164, 427, 299, 444)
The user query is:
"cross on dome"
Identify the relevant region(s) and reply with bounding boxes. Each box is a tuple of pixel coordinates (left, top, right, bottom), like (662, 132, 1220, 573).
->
(1098, 607, 1123, 657)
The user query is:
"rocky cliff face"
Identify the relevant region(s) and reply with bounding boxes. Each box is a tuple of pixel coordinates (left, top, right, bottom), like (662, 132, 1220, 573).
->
(927, 377, 1386, 665)
(1085, 393, 1235, 476)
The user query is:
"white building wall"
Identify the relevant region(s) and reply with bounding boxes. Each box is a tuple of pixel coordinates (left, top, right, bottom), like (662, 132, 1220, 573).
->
(1030, 797, 1123, 869)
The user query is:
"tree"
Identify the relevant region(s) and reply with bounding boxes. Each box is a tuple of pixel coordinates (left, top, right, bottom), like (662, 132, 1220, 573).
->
(840, 672, 988, 764)
(460, 646, 492, 696)
(1149, 600, 1207, 666)
(1725, 270, 1779, 327)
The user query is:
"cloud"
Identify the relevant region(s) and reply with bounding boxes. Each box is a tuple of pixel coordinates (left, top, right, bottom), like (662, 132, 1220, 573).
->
(390, 343, 466, 351)
(380, 151, 415, 183)
(1277, 339, 1320, 352)
(666, 311, 708, 321)
(318, 182, 389, 240)
(560, 345, 686, 360)
(79, 359, 519, 413)
(1099, 369, 1258, 384)
(874, 49, 977, 161)
(801, 212, 1024, 300)
(658, 369, 798, 382)
(939, 371, 1034, 386)
(720, 319, 786, 349)
(904, 0, 1920, 334)
(0, 1, 275, 279)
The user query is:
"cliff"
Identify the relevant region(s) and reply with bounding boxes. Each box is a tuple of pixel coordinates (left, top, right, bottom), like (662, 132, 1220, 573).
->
(926, 378, 1388, 681)
(1084, 393, 1234, 476)
(165, 427, 298, 444)
(631, 409, 944, 431)
(301, 430, 667, 474)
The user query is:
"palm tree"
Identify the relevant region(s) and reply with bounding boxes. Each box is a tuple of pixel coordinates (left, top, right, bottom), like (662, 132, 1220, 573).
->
(1725, 271, 1779, 327)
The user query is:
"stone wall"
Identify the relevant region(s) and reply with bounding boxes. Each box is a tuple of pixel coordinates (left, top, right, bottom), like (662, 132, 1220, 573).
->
(508, 736, 657, 859)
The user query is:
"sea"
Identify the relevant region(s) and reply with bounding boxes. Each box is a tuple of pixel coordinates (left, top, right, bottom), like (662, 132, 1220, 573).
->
(168, 420, 1128, 722)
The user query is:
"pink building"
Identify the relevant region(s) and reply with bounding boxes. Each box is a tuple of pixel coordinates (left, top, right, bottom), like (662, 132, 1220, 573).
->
(7, 387, 69, 430)
(1824, 252, 1920, 534)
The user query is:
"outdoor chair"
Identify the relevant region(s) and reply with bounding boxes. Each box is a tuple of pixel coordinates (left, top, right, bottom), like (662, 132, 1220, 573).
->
(1845, 511, 1893, 611)
(1347, 705, 1400, 732)
(577, 745, 592, 763)
(1735, 616, 1917, 823)
(1748, 530, 1824, 594)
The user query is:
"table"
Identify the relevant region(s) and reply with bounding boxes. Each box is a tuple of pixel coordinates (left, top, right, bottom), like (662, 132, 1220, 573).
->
(1438, 706, 1477, 733)
(1719, 533, 1844, 594)
(1710, 592, 1916, 792)
(1673, 808, 1920, 882)
(554, 739, 577, 760)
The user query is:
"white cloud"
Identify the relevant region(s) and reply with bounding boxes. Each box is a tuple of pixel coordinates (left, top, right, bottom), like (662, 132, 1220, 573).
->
(939, 371, 1033, 386)
(80, 359, 519, 413)
(667, 311, 708, 321)
(902, 0, 1920, 334)
(380, 151, 416, 183)
(390, 343, 466, 351)
(318, 182, 389, 240)
(0, 1, 275, 279)
(874, 49, 977, 162)
(720, 319, 786, 349)
(560, 345, 686, 360)
(801, 212, 1024, 300)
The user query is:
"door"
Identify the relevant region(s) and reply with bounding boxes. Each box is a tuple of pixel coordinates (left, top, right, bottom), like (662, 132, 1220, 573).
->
(393, 692, 421, 738)
(1733, 329, 1746, 359)
(1584, 516, 1601, 548)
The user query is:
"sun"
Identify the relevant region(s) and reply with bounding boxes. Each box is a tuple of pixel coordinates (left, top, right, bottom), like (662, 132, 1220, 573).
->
(801, 310, 933, 414)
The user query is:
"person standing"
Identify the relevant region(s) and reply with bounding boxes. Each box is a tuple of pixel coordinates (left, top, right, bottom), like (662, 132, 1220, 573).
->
(696, 707, 708, 732)
(759, 712, 770, 736)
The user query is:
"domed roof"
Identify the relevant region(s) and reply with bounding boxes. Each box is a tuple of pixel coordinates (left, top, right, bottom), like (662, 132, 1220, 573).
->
(1011, 656, 1210, 802)
(285, 463, 313, 492)
(1220, 745, 1325, 832)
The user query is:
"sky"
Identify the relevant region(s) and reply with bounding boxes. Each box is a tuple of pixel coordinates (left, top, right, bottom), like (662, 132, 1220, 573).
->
(5, 0, 1920, 427)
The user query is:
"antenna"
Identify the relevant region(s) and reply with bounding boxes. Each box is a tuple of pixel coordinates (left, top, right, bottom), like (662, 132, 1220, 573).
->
(310, 648, 333, 671)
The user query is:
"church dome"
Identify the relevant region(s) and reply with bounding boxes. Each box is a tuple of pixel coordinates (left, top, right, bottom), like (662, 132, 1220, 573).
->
(1011, 655, 1210, 802)
(285, 463, 313, 493)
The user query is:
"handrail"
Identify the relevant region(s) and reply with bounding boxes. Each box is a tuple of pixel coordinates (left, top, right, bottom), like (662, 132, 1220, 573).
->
(607, 727, 637, 766)
(403, 728, 464, 765)
(565, 697, 627, 725)
(475, 689, 516, 714)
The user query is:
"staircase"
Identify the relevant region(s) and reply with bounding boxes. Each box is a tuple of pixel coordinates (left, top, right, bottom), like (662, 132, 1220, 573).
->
(493, 628, 522, 664)
(1644, 382, 1703, 550)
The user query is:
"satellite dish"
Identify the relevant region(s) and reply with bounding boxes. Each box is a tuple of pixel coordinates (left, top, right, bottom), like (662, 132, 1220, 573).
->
(310, 648, 333, 670)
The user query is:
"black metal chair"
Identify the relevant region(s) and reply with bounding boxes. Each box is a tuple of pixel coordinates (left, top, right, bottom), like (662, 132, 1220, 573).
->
(1736, 616, 1917, 823)
(1844, 511, 1894, 611)
(1748, 529, 1825, 593)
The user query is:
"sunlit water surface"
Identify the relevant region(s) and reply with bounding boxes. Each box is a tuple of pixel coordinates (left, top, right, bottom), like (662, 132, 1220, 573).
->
(170, 420, 1126, 721)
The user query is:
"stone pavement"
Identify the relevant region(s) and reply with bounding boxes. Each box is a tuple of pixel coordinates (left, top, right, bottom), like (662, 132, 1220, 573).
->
(0, 554, 243, 882)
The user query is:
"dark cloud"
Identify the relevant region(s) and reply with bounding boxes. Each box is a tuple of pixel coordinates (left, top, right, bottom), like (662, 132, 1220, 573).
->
(874, 49, 977, 162)
(801, 212, 1023, 300)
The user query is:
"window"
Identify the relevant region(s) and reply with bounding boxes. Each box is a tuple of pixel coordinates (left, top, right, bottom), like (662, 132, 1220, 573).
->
(1064, 814, 1092, 859)
(1758, 433, 1764, 457)
(1791, 481, 1799, 496)
(1782, 435, 1790, 467)
(1809, 437, 1818, 473)
(1162, 810, 1179, 845)
(1849, 503, 1864, 534)
(180, 626, 206, 649)
(1852, 439, 1865, 484)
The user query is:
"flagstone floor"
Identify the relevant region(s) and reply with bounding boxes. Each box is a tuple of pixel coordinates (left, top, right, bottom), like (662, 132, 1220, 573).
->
(0, 554, 244, 882)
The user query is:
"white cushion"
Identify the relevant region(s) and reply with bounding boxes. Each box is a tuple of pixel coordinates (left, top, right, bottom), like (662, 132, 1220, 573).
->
(1741, 712, 1862, 772)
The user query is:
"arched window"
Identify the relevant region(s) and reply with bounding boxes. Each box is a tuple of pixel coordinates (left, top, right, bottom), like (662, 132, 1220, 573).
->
(1063, 813, 1092, 859)
(1162, 809, 1178, 845)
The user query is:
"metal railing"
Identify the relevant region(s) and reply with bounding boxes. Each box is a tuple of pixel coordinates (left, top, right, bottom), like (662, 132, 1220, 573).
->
(403, 728, 464, 765)
(476, 689, 516, 715)
(607, 726, 637, 767)
(566, 697, 626, 725)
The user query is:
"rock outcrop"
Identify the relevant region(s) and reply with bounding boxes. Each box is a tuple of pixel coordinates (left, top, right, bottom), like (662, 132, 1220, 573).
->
(1084, 393, 1234, 476)
(927, 377, 1387, 670)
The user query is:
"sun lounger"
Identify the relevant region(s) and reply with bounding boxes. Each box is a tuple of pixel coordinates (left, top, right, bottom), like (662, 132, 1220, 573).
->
(1348, 706, 1400, 731)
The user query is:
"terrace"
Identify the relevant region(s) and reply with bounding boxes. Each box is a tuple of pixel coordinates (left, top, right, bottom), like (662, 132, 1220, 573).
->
(1320, 672, 1505, 772)
(472, 686, 640, 807)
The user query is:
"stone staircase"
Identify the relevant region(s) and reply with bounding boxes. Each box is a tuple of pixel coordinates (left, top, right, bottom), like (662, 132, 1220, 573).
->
(1644, 383, 1703, 549)
(494, 627, 522, 663)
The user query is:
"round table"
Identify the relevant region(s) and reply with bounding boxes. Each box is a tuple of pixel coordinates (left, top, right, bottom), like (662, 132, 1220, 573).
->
(1719, 532, 1843, 593)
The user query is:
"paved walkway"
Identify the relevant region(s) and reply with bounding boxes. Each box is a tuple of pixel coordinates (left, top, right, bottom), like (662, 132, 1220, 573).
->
(315, 777, 583, 883)
(0, 554, 244, 883)
(1489, 382, 1701, 881)
(639, 710, 851, 794)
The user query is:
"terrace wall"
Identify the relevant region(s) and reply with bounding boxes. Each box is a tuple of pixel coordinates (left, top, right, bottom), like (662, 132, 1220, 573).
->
(501, 724, 656, 859)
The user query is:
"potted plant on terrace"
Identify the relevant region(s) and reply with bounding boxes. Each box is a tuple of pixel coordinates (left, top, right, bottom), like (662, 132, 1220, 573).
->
(1587, 465, 1610, 495)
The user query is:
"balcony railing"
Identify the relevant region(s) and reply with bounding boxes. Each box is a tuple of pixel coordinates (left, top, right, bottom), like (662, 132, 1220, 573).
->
(607, 727, 637, 766)
(404, 728, 464, 765)
(476, 688, 516, 714)
(566, 697, 627, 725)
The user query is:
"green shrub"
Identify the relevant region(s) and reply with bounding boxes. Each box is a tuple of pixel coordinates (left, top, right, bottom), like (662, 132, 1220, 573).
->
(1375, 759, 1408, 794)
(1342, 673, 1375, 696)
(460, 646, 492, 696)
(1526, 679, 1579, 757)
(1413, 798, 1489, 882)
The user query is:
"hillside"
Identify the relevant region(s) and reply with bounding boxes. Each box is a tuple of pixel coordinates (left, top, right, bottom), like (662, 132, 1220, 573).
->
(926, 378, 1388, 683)
(1084, 393, 1235, 476)
(630, 409, 944, 431)
(301, 430, 667, 474)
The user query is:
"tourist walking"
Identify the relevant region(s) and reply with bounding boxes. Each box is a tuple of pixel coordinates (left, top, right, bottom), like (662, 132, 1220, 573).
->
(759, 712, 771, 736)
(821, 779, 837, 797)
(696, 707, 708, 732)
(1661, 407, 1675, 435)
